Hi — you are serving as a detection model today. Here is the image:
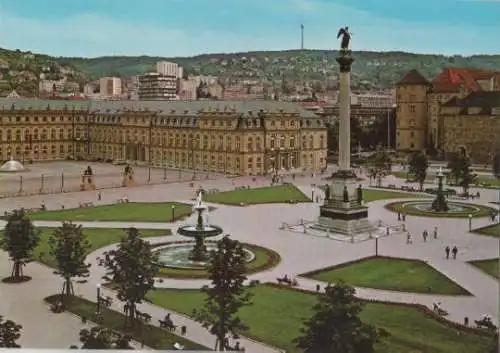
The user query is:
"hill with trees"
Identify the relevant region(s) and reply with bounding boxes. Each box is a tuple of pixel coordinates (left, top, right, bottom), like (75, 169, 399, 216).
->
(57, 50, 500, 90)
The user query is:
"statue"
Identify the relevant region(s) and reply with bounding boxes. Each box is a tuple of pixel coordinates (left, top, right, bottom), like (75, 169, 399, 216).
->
(83, 166, 93, 176)
(357, 184, 363, 204)
(337, 26, 352, 52)
(324, 184, 330, 200)
(196, 190, 203, 208)
(343, 185, 349, 202)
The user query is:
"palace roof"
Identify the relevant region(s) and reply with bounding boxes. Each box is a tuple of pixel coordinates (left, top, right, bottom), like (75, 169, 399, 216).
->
(431, 68, 500, 93)
(0, 98, 319, 119)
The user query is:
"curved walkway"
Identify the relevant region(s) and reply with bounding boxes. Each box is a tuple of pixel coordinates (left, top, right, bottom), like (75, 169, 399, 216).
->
(0, 172, 498, 351)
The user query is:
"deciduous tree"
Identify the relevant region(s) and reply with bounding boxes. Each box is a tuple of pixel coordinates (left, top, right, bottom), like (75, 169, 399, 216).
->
(408, 152, 429, 191)
(193, 235, 252, 351)
(294, 282, 387, 353)
(103, 228, 159, 328)
(1, 209, 40, 281)
(79, 326, 132, 349)
(0, 316, 22, 348)
(49, 222, 91, 299)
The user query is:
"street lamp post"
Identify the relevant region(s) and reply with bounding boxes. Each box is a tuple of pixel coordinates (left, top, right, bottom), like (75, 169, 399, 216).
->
(311, 184, 316, 202)
(171, 205, 175, 221)
(468, 213, 472, 232)
(375, 235, 379, 256)
(96, 283, 101, 315)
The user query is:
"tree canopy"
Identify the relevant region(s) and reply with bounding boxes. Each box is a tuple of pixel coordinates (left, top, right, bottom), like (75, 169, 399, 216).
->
(294, 282, 386, 353)
(103, 227, 159, 328)
(79, 326, 132, 349)
(193, 235, 252, 351)
(408, 152, 429, 190)
(1, 209, 40, 280)
(49, 222, 91, 298)
(0, 316, 22, 348)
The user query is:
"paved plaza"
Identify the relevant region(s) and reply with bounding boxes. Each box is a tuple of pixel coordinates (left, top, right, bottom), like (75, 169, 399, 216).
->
(0, 168, 498, 351)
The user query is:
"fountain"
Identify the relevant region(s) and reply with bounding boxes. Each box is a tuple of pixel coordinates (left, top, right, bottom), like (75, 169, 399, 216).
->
(0, 156, 26, 173)
(175, 190, 223, 261)
(431, 167, 449, 212)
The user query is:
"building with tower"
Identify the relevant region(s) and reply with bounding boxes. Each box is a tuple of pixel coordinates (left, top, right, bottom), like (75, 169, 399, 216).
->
(395, 67, 500, 162)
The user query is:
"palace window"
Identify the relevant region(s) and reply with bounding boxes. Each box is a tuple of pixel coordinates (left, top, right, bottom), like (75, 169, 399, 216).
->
(226, 136, 232, 151)
(280, 135, 285, 148)
(51, 129, 56, 140)
(218, 135, 223, 150)
(248, 157, 253, 170)
(235, 136, 241, 149)
(302, 136, 306, 149)
(15, 130, 21, 141)
(319, 135, 324, 149)
(309, 136, 314, 149)
(60, 145, 64, 153)
(256, 137, 261, 150)
(290, 136, 295, 148)
(281, 120, 285, 128)
(270, 136, 275, 149)
(247, 137, 253, 151)
(409, 104, 416, 113)
(211, 137, 215, 150)
(256, 157, 262, 170)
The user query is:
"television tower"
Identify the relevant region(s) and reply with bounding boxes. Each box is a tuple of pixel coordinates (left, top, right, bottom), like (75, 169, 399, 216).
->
(300, 24, 304, 50)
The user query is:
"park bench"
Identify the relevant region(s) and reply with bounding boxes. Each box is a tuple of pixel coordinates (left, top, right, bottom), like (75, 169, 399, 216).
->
(475, 318, 496, 330)
(276, 276, 298, 287)
(159, 319, 177, 332)
(79, 201, 94, 208)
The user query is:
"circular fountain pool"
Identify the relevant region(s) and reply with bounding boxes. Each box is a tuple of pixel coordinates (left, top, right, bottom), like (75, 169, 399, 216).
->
(385, 200, 495, 218)
(154, 241, 255, 269)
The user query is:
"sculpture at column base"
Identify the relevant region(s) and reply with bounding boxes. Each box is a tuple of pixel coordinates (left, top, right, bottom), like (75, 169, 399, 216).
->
(329, 169, 357, 179)
(121, 164, 135, 187)
(80, 166, 96, 191)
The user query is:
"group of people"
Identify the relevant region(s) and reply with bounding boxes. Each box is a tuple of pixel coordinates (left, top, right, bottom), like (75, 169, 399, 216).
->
(406, 226, 438, 244)
(445, 245, 459, 259)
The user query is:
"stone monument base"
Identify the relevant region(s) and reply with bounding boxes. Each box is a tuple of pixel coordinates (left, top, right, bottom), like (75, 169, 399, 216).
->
(80, 175, 96, 191)
(314, 170, 374, 235)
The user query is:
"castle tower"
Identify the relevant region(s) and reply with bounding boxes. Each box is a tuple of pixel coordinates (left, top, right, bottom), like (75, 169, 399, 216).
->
(395, 69, 429, 152)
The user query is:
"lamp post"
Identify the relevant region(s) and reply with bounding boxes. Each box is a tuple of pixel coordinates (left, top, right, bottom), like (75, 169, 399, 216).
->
(468, 213, 472, 232)
(171, 205, 175, 221)
(61, 168, 65, 192)
(375, 235, 379, 256)
(96, 283, 101, 315)
(311, 184, 316, 202)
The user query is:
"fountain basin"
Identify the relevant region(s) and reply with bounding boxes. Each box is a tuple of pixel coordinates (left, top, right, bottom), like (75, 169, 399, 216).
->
(154, 241, 255, 269)
(177, 224, 224, 238)
(385, 200, 496, 218)
(151, 240, 282, 279)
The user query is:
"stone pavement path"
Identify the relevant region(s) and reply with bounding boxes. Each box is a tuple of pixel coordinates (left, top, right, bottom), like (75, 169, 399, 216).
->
(0, 172, 498, 350)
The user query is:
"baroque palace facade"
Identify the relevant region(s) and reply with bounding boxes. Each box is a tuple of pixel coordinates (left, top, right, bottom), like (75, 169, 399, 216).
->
(395, 67, 500, 162)
(0, 99, 327, 176)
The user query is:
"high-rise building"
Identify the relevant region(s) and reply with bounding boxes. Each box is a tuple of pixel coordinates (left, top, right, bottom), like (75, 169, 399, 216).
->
(138, 73, 178, 100)
(99, 77, 122, 98)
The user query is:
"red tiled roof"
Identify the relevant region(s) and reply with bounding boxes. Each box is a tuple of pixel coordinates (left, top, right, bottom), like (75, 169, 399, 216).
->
(431, 67, 500, 93)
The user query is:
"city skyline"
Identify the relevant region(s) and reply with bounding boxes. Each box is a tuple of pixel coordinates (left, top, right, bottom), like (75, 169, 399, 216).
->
(0, 0, 499, 57)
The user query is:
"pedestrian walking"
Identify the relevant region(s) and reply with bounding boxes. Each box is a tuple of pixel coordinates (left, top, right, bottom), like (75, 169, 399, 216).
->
(422, 229, 428, 242)
(406, 232, 413, 244)
(398, 212, 401, 221)
(452, 246, 458, 259)
(402, 214, 406, 222)
(97, 191, 101, 201)
(433, 226, 438, 239)
(445, 246, 450, 259)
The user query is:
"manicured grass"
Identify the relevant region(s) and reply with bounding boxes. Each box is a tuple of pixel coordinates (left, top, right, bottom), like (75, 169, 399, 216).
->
(28, 202, 192, 222)
(157, 242, 281, 278)
(363, 189, 427, 202)
(385, 201, 495, 218)
(44, 294, 208, 351)
(30, 227, 169, 268)
(474, 223, 500, 238)
(393, 171, 500, 188)
(203, 184, 310, 205)
(469, 259, 499, 279)
(304, 257, 469, 295)
(146, 285, 491, 353)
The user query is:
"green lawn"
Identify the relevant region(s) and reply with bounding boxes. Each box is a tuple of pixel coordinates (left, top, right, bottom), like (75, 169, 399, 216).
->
(304, 257, 468, 295)
(469, 259, 499, 279)
(393, 171, 500, 188)
(363, 189, 427, 202)
(203, 184, 310, 205)
(44, 294, 208, 350)
(28, 202, 192, 222)
(146, 285, 491, 353)
(474, 223, 500, 237)
(28, 228, 169, 268)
